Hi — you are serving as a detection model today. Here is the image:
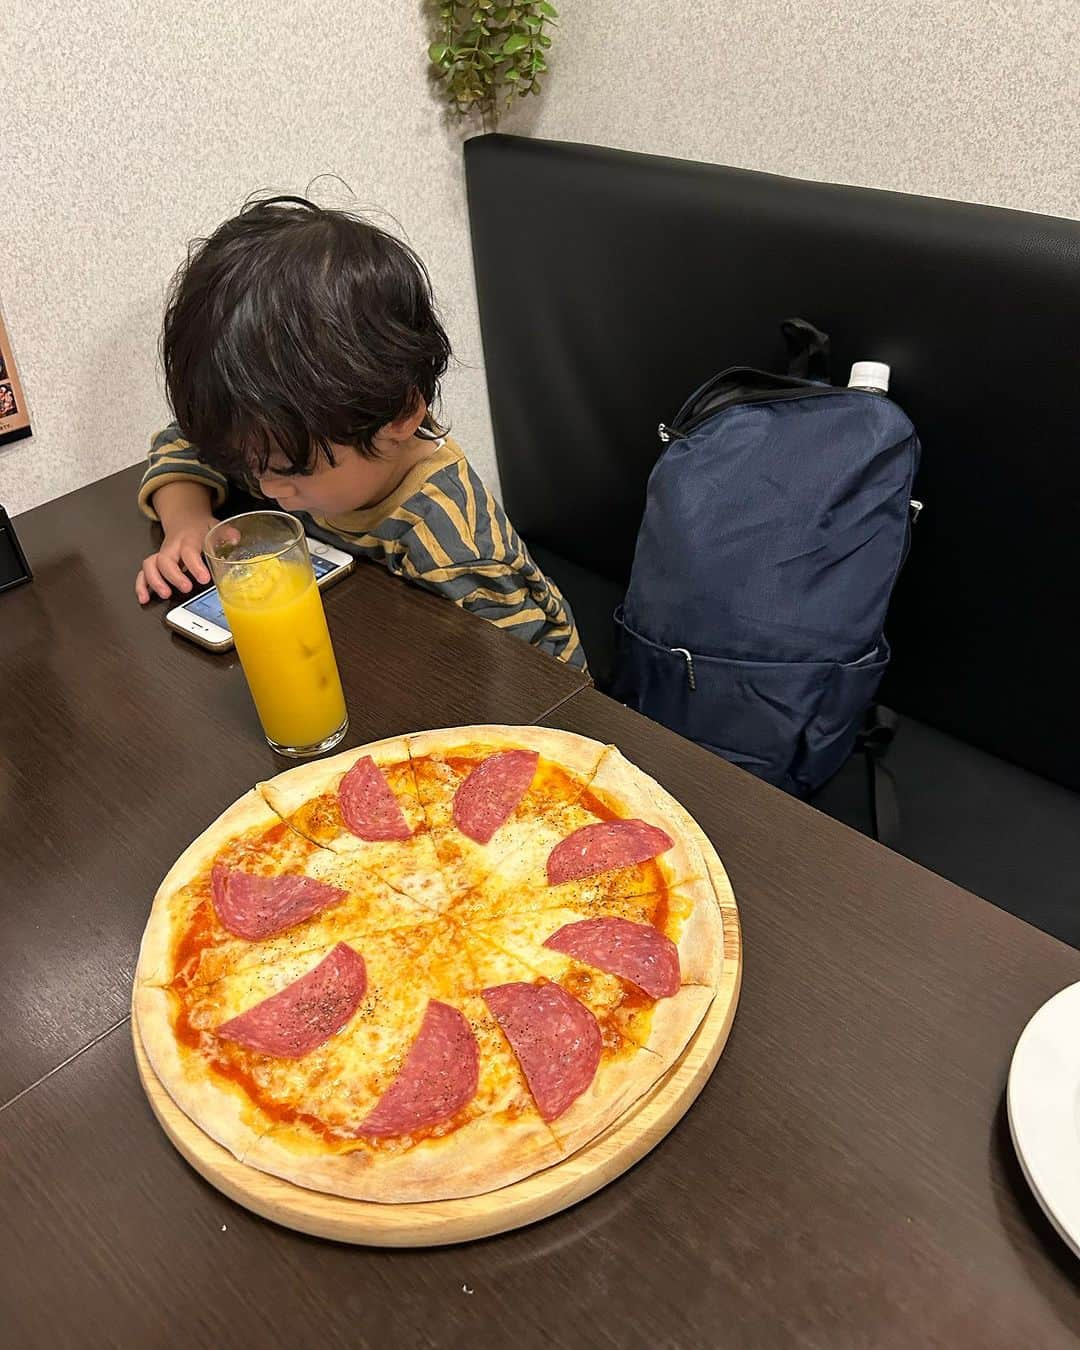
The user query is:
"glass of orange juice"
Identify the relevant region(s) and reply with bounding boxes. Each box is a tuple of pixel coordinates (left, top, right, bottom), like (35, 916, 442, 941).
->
(205, 512, 348, 757)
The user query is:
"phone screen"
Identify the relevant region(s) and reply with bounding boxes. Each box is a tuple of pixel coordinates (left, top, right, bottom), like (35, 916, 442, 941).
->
(182, 553, 341, 633)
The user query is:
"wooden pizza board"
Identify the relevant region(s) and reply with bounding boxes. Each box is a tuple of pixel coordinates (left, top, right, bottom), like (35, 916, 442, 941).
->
(131, 883, 741, 1248)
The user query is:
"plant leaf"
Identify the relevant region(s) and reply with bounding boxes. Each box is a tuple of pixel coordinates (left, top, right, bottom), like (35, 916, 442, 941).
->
(429, 0, 554, 120)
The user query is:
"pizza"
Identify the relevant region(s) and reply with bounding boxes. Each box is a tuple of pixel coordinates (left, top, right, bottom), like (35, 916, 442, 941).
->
(134, 725, 735, 1203)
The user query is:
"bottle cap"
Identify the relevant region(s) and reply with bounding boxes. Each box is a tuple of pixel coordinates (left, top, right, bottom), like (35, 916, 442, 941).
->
(848, 361, 890, 393)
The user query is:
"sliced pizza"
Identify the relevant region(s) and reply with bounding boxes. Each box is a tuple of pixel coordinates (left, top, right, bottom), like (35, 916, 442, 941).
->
(461, 931, 690, 1155)
(219, 934, 567, 1201)
(134, 725, 737, 1203)
(139, 805, 437, 992)
(406, 725, 607, 900)
(256, 735, 452, 913)
(448, 747, 716, 926)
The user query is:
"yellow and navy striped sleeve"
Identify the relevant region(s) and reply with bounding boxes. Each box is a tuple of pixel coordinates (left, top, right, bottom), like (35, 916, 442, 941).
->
(137, 423, 229, 520)
(310, 442, 588, 672)
(426, 457, 586, 670)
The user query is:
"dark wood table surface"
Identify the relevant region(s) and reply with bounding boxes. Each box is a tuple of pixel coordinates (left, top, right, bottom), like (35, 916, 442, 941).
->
(3, 465, 1078, 1348)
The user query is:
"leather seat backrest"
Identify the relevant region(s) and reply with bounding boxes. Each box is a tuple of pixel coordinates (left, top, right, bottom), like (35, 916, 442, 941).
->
(465, 133, 1080, 790)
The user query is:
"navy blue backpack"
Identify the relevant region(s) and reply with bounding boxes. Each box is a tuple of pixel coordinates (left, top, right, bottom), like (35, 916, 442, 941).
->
(613, 322, 921, 798)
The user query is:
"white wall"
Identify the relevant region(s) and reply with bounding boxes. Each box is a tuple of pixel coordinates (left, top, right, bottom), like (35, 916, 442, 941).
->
(3, 0, 1077, 517)
(0, 0, 507, 516)
(537, 0, 1079, 218)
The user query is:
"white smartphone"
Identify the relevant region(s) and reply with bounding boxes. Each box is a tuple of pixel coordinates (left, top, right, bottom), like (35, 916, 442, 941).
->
(164, 537, 355, 652)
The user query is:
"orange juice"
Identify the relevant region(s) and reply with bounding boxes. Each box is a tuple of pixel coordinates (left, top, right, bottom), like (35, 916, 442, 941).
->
(218, 556, 346, 751)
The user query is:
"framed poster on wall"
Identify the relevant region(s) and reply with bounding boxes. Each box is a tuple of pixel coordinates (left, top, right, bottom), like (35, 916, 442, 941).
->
(0, 304, 31, 448)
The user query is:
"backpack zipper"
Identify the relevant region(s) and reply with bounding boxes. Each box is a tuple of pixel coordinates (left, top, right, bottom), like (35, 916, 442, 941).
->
(660, 384, 841, 443)
(672, 647, 697, 690)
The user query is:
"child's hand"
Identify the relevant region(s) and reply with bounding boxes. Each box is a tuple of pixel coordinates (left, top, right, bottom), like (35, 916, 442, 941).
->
(136, 513, 217, 603)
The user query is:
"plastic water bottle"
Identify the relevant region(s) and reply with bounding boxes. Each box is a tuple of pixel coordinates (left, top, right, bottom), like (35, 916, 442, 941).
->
(848, 361, 890, 394)
(849, 361, 922, 522)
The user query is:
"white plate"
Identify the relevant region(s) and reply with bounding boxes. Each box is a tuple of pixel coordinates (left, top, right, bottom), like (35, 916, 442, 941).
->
(1008, 979, 1080, 1258)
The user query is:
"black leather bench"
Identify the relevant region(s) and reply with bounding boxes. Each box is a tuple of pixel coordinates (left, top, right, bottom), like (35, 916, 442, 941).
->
(465, 133, 1080, 948)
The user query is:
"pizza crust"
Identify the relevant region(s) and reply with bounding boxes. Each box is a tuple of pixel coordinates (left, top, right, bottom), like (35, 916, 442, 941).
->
(670, 877, 726, 988)
(640, 983, 717, 1064)
(242, 1108, 565, 1203)
(134, 983, 267, 1161)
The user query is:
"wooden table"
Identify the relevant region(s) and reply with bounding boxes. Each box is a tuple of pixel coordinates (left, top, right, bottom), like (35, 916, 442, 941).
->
(2, 467, 1078, 1348)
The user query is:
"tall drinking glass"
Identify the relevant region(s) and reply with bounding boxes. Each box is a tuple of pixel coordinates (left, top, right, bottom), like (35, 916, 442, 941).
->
(205, 512, 348, 757)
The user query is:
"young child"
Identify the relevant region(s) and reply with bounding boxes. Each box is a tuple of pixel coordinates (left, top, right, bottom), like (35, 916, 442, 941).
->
(135, 196, 586, 672)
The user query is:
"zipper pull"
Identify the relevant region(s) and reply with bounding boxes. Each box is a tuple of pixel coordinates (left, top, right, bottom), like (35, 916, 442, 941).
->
(671, 647, 696, 691)
(658, 423, 673, 444)
(910, 499, 924, 524)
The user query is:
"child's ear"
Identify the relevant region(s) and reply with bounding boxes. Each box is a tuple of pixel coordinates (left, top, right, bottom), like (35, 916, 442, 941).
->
(381, 395, 428, 442)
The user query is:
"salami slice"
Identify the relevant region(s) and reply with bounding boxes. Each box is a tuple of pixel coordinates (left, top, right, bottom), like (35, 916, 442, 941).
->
(210, 864, 346, 940)
(483, 982, 602, 1122)
(546, 819, 674, 885)
(544, 916, 680, 998)
(216, 943, 366, 1058)
(452, 749, 539, 844)
(339, 756, 412, 841)
(356, 1000, 479, 1138)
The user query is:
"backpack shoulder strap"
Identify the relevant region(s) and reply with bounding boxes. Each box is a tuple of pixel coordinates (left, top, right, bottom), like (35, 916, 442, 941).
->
(858, 705, 901, 847)
(781, 318, 832, 380)
(669, 318, 833, 434)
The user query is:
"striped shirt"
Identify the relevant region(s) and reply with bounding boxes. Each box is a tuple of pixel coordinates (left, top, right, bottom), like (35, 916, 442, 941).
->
(138, 425, 587, 671)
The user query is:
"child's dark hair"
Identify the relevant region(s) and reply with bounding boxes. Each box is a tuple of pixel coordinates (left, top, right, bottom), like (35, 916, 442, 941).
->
(162, 196, 451, 476)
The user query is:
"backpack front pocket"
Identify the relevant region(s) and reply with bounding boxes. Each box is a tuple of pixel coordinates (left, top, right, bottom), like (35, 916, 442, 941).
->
(614, 608, 888, 794)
